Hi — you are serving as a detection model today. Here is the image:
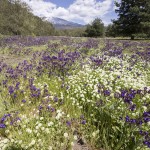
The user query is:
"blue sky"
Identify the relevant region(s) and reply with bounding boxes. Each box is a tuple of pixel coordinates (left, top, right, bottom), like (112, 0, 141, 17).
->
(44, 0, 75, 8)
(21, 0, 118, 25)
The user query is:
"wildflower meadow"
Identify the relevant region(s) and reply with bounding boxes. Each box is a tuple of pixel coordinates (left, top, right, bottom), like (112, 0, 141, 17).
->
(0, 36, 150, 150)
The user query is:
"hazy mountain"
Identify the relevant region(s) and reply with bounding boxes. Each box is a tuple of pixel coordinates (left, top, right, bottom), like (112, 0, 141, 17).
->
(46, 17, 84, 29)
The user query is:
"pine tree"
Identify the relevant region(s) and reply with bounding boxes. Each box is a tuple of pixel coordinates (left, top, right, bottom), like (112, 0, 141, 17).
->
(113, 0, 150, 39)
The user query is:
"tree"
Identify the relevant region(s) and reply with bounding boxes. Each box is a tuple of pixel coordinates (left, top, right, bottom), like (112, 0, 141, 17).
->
(85, 18, 104, 37)
(105, 24, 118, 37)
(113, 0, 150, 39)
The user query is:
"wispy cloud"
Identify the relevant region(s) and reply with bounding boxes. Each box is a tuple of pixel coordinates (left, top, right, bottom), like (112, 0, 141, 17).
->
(20, 0, 115, 25)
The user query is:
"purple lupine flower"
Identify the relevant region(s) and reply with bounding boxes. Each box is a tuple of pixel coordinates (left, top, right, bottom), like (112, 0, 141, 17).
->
(143, 111, 150, 118)
(104, 90, 111, 96)
(143, 140, 150, 148)
(66, 121, 71, 126)
(47, 105, 51, 110)
(22, 99, 26, 103)
(51, 107, 55, 112)
(1, 117, 7, 123)
(8, 86, 14, 94)
(139, 130, 143, 135)
(130, 119, 136, 124)
(121, 90, 126, 98)
(1, 114, 11, 123)
(2, 80, 8, 86)
(130, 104, 136, 111)
(13, 94, 17, 99)
(38, 105, 43, 110)
(144, 118, 150, 123)
(15, 82, 20, 90)
(0, 123, 6, 128)
(125, 116, 130, 122)
(81, 120, 86, 125)
(54, 96, 58, 102)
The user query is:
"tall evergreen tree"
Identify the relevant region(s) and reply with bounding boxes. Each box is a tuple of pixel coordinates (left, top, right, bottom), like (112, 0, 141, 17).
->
(113, 0, 150, 39)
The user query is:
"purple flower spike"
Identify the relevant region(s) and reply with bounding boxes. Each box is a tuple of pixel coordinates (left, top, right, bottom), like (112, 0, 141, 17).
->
(22, 99, 26, 103)
(81, 120, 86, 125)
(66, 121, 71, 126)
(0, 123, 6, 128)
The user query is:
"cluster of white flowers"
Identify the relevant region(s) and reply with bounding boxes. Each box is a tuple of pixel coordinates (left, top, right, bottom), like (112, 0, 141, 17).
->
(56, 109, 64, 120)
(64, 132, 69, 138)
(29, 139, 36, 147)
(26, 128, 32, 134)
(64, 55, 150, 126)
(67, 56, 149, 102)
(48, 121, 54, 127)
(0, 138, 9, 150)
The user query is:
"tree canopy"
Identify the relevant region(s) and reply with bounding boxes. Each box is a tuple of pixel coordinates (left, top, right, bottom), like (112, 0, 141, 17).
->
(85, 18, 104, 37)
(105, 24, 118, 38)
(113, 0, 150, 39)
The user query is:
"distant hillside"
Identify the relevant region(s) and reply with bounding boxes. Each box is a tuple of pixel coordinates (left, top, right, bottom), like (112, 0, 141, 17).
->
(46, 17, 84, 29)
(0, 0, 54, 36)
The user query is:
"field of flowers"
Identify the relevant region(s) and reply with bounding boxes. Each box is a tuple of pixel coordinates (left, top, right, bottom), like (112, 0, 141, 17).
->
(0, 36, 150, 150)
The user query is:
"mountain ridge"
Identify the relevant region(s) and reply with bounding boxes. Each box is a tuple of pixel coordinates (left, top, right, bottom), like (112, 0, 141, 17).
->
(46, 17, 84, 29)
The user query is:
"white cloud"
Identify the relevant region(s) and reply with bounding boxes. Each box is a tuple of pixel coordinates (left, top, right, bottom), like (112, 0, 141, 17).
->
(67, 0, 113, 24)
(20, 0, 115, 25)
(52, 7, 69, 17)
(21, 0, 56, 18)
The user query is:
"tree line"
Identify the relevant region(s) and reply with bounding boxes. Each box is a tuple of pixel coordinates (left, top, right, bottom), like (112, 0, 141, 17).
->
(84, 0, 150, 39)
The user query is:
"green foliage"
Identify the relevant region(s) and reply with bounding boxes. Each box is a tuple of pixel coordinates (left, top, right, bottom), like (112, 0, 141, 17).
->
(85, 18, 104, 37)
(0, 0, 55, 36)
(105, 24, 118, 37)
(114, 0, 150, 39)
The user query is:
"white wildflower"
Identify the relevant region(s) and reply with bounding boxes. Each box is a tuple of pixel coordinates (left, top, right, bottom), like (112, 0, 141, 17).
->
(64, 133, 69, 138)
(40, 117, 44, 120)
(48, 121, 54, 126)
(49, 146, 52, 150)
(30, 139, 36, 145)
(74, 135, 78, 140)
(26, 128, 32, 133)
